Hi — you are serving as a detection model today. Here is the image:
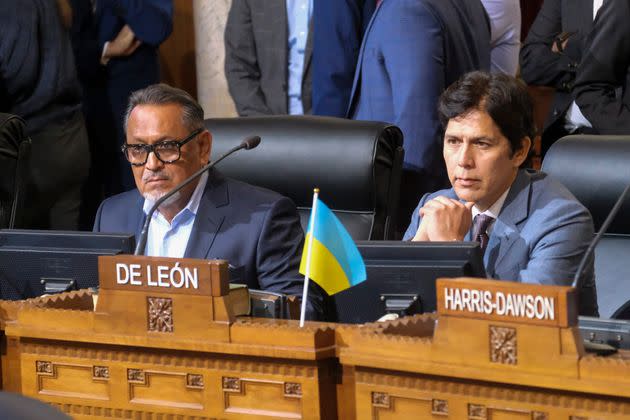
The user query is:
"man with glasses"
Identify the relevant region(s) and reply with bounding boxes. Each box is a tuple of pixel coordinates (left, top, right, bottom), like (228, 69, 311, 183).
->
(93, 83, 324, 319)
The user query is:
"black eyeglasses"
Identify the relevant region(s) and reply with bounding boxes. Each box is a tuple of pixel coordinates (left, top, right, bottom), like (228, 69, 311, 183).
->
(122, 128, 203, 166)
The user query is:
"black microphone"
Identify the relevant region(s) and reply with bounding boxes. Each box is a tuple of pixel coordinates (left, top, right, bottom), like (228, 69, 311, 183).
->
(134, 135, 262, 255)
(572, 184, 630, 288)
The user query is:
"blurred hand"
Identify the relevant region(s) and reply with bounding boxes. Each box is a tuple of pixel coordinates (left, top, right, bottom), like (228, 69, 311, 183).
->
(104, 25, 142, 59)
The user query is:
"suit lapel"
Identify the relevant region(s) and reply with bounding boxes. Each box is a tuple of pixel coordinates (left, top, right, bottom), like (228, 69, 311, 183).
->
(132, 195, 147, 243)
(583, 0, 595, 29)
(184, 171, 227, 259)
(346, 0, 383, 117)
(484, 171, 531, 275)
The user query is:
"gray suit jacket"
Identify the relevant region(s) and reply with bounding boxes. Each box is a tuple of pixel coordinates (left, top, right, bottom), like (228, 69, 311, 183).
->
(224, 0, 312, 116)
(403, 169, 598, 316)
(93, 170, 324, 319)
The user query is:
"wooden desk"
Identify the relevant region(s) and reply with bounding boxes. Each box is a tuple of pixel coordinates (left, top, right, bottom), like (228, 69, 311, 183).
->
(2, 260, 630, 419)
(0, 256, 337, 419)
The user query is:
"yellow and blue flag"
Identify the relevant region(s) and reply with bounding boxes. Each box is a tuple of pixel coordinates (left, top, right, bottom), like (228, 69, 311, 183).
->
(299, 198, 366, 295)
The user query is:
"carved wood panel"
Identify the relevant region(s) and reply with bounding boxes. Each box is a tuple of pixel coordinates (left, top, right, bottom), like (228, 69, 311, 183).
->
(35, 361, 110, 400)
(355, 370, 630, 419)
(18, 340, 328, 419)
(490, 325, 517, 365)
(223, 377, 304, 418)
(128, 369, 204, 410)
(147, 297, 174, 333)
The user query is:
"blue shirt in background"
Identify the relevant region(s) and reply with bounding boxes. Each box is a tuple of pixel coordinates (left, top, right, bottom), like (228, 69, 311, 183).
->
(286, 0, 313, 115)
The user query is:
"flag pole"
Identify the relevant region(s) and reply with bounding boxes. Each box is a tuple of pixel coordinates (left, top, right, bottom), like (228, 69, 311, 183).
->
(299, 188, 319, 327)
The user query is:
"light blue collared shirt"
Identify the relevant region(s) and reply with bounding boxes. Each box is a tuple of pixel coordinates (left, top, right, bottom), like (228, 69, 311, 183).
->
(286, 0, 312, 115)
(142, 172, 209, 257)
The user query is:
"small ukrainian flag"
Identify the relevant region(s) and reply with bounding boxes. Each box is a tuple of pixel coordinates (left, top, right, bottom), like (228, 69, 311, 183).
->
(299, 190, 366, 295)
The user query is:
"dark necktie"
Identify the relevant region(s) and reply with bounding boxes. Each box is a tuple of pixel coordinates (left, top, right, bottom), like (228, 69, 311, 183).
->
(471, 214, 494, 252)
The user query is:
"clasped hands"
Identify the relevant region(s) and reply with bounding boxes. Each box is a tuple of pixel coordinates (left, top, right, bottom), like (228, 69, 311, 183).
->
(104, 25, 142, 60)
(411, 196, 474, 242)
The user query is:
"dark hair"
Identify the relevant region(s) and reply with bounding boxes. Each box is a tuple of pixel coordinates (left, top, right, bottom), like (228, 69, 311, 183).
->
(124, 83, 205, 132)
(438, 71, 536, 156)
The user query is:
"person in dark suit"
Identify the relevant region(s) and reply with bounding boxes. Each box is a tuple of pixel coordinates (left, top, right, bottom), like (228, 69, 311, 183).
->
(346, 0, 491, 235)
(93, 83, 323, 319)
(404, 72, 597, 316)
(520, 0, 601, 155)
(573, 0, 630, 134)
(96, 0, 173, 193)
(0, 0, 90, 230)
(224, 0, 312, 116)
(311, 0, 376, 117)
(69, 0, 118, 229)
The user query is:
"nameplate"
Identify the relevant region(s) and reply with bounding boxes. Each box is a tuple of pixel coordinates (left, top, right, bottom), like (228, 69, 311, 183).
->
(436, 278, 578, 327)
(98, 255, 229, 297)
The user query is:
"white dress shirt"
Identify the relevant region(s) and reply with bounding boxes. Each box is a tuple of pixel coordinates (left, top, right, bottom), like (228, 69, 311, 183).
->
(142, 172, 208, 257)
(471, 187, 510, 237)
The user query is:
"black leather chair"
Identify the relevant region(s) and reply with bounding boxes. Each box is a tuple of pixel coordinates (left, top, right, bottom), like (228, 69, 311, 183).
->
(204, 116, 404, 240)
(0, 114, 31, 228)
(542, 135, 630, 319)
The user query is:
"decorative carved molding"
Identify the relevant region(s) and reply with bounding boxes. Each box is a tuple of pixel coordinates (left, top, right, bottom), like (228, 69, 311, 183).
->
(36, 360, 54, 376)
(284, 382, 302, 398)
(432, 399, 448, 415)
(127, 368, 146, 384)
(20, 341, 319, 377)
(93, 366, 110, 380)
(147, 297, 173, 333)
(355, 369, 630, 414)
(490, 325, 517, 365)
(532, 411, 549, 420)
(468, 403, 487, 420)
(372, 392, 391, 409)
(51, 402, 215, 419)
(186, 373, 204, 389)
(222, 376, 241, 393)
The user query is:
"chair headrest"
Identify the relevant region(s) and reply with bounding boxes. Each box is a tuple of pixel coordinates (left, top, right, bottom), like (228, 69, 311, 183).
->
(542, 135, 630, 233)
(204, 115, 403, 210)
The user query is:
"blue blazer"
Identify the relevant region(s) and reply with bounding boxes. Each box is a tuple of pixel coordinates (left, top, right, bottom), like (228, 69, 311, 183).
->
(93, 170, 324, 318)
(403, 169, 598, 316)
(311, 0, 376, 117)
(347, 0, 490, 172)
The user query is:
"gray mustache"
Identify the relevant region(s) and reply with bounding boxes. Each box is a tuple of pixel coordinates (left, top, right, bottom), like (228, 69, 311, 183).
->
(142, 170, 170, 183)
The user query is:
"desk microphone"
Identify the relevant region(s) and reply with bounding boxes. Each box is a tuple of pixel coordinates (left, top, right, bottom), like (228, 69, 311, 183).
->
(572, 184, 630, 289)
(134, 135, 261, 255)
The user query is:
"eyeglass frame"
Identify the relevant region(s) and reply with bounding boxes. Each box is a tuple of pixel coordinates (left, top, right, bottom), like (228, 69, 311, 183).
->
(121, 128, 204, 166)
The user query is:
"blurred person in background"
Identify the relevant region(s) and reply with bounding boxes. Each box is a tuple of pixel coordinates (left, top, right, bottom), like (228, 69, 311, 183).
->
(96, 0, 173, 193)
(0, 0, 90, 230)
(225, 0, 313, 116)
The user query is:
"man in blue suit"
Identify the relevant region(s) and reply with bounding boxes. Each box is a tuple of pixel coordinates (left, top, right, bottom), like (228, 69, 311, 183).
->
(347, 0, 491, 234)
(93, 84, 324, 319)
(96, 0, 173, 194)
(403, 72, 598, 316)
